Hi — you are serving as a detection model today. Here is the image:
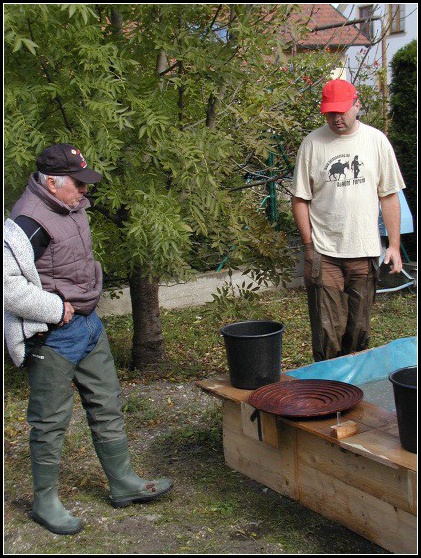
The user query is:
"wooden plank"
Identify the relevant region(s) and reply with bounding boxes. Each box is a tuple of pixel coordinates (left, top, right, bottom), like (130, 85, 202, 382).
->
(344, 400, 397, 428)
(261, 410, 281, 449)
(297, 463, 417, 554)
(279, 409, 372, 442)
(241, 402, 261, 440)
(222, 400, 296, 497)
(340, 423, 417, 471)
(223, 427, 290, 496)
(196, 374, 296, 403)
(240, 403, 280, 448)
(222, 399, 243, 432)
(279, 400, 397, 441)
(407, 470, 417, 515)
(296, 429, 416, 514)
(196, 377, 253, 403)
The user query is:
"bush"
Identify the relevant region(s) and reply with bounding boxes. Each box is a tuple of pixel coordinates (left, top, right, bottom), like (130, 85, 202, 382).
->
(388, 40, 417, 261)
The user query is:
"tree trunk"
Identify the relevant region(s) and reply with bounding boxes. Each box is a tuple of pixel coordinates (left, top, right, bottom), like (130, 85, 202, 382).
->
(206, 85, 227, 128)
(129, 268, 166, 371)
(206, 94, 217, 128)
(110, 6, 123, 33)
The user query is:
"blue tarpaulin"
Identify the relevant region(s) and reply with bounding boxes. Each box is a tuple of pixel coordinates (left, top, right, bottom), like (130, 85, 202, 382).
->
(379, 190, 414, 236)
(287, 337, 417, 386)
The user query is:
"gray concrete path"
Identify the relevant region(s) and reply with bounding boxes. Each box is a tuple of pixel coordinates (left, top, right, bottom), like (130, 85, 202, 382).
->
(97, 268, 304, 317)
(97, 256, 416, 318)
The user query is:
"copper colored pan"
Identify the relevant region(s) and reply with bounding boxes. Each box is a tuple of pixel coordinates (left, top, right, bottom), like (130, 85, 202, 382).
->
(248, 379, 363, 418)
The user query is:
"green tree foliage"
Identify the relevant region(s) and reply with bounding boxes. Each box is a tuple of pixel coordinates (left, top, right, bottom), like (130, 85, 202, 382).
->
(388, 40, 417, 261)
(4, 4, 338, 370)
(347, 49, 385, 130)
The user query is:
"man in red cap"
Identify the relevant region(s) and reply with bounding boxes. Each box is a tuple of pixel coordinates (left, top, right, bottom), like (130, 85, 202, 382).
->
(290, 79, 405, 361)
(4, 143, 173, 535)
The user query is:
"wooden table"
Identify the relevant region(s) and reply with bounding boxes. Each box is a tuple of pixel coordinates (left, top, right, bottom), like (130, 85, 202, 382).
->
(197, 374, 417, 554)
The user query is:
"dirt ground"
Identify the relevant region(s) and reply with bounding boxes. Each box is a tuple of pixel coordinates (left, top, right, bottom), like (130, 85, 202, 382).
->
(4, 377, 390, 555)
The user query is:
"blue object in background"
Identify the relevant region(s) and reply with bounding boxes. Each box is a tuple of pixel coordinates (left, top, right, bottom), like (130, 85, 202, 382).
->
(379, 190, 414, 236)
(288, 337, 417, 386)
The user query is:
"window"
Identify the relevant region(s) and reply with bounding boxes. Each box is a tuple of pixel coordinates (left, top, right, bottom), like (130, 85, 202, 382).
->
(359, 5, 375, 39)
(389, 4, 405, 34)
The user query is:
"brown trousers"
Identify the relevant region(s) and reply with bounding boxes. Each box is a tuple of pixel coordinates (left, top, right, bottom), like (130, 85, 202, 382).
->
(304, 246, 378, 362)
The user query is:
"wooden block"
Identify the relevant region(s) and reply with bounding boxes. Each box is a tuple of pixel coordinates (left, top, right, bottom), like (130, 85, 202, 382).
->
(241, 402, 261, 440)
(240, 403, 280, 448)
(330, 420, 358, 439)
(260, 411, 280, 448)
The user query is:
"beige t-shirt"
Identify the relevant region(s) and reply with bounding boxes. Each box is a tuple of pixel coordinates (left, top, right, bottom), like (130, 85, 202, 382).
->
(291, 122, 406, 258)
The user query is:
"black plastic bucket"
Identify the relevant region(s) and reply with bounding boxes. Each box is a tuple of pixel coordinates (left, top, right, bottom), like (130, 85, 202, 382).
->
(220, 320, 284, 390)
(389, 366, 417, 453)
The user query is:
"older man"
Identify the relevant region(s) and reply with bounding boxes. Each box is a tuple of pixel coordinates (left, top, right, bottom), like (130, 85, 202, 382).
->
(4, 143, 172, 535)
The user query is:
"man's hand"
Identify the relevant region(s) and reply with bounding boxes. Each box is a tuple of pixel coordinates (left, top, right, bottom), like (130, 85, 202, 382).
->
(383, 246, 403, 274)
(60, 301, 75, 325)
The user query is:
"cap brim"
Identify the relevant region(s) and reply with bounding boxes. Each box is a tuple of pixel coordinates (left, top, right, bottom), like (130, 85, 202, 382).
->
(320, 99, 354, 114)
(70, 168, 103, 184)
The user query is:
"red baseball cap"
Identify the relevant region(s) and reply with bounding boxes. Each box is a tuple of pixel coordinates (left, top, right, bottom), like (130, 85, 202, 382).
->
(36, 143, 103, 184)
(320, 79, 358, 114)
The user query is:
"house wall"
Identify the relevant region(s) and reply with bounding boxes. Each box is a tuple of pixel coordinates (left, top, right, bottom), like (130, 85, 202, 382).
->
(338, 3, 417, 84)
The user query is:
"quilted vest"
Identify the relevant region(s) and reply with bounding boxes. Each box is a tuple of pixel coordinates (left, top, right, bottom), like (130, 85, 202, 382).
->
(9, 173, 103, 314)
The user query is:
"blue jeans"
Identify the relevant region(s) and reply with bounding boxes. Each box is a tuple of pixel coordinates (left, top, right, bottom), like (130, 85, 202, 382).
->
(45, 310, 104, 365)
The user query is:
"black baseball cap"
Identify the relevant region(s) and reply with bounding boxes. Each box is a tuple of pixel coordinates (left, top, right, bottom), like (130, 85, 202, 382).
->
(36, 143, 103, 184)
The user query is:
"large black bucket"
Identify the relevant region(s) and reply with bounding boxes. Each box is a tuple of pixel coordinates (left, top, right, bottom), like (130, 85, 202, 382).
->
(389, 366, 417, 453)
(220, 320, 284, 390)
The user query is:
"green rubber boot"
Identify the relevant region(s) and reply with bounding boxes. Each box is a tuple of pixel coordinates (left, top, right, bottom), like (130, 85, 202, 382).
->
(31, 461, 82, 535)
(94, 439, 173, 508)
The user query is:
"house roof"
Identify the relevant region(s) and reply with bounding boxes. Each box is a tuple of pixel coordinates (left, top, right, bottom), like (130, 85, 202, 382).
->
(288, 4, 371, 49)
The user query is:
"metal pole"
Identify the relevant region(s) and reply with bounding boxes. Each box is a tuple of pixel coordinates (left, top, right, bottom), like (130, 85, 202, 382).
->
(267, 151, 278, 224)
(381, 21, 389, 135)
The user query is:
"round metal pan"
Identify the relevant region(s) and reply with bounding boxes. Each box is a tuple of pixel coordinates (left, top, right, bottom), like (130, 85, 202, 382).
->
(248, 379, 364, 418)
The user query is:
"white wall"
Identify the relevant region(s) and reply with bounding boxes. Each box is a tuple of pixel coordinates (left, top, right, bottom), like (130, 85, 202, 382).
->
(338, 3, 417, 84)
